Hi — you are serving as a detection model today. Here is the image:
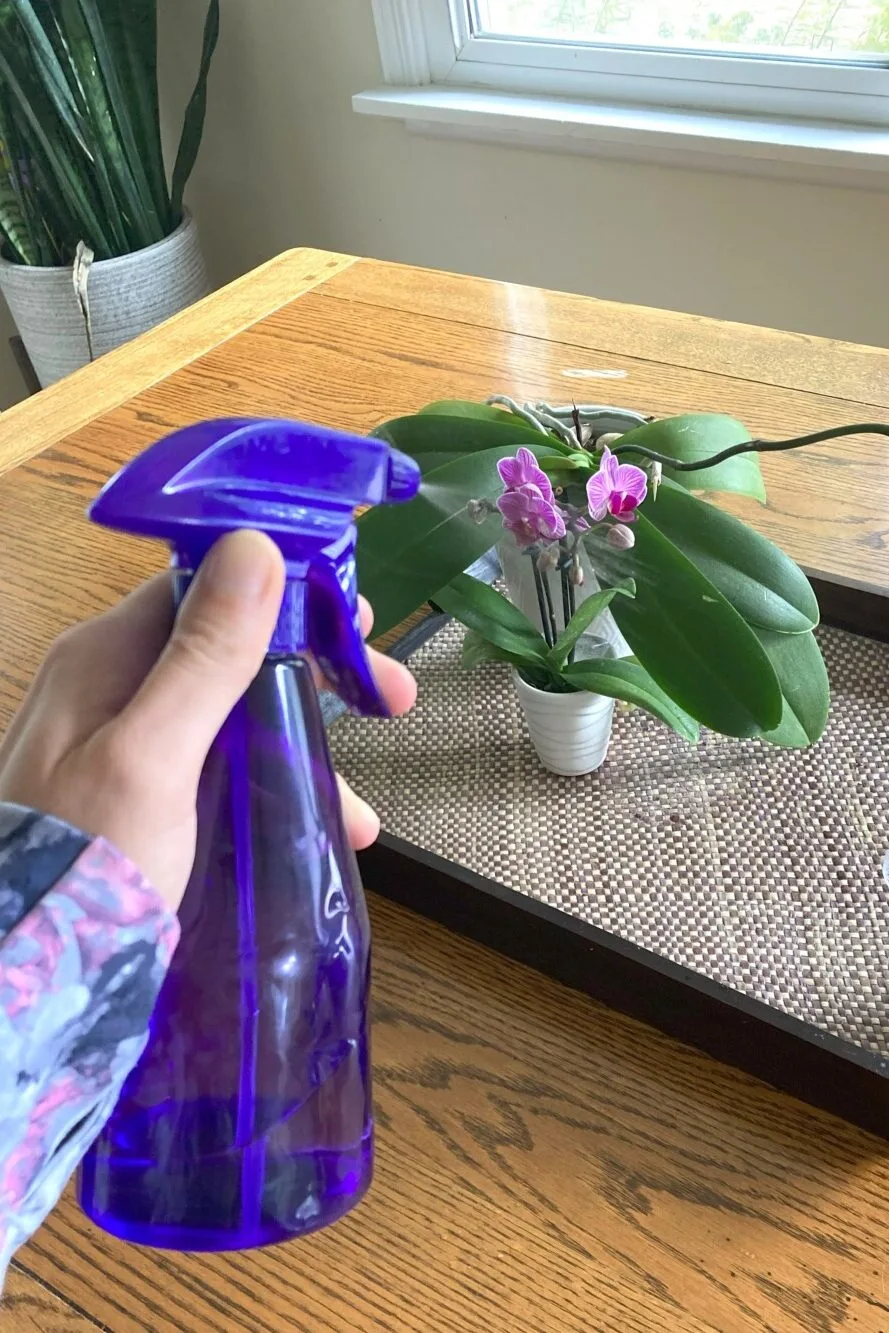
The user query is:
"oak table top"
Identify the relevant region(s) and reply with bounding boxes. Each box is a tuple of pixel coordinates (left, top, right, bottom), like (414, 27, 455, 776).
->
(2, 248, 889, 1333)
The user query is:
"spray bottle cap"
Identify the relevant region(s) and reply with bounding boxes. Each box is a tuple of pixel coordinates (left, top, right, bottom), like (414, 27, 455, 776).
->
(89, 417, 421, 716)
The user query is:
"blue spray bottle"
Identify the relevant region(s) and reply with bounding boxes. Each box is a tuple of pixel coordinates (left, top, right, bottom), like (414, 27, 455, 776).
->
(77, 417, 420, 1250)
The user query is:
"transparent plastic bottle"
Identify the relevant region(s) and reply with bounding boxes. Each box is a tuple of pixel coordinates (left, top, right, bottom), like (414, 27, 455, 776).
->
(78, 418, 420, 1250)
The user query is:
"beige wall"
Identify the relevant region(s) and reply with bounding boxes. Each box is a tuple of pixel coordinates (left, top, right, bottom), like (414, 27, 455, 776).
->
(2, 0, 888, 411)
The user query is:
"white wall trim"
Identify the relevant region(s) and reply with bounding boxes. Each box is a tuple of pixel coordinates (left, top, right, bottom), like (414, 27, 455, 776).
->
(370, 0, 433, 85)
(354, 86, 889, 192)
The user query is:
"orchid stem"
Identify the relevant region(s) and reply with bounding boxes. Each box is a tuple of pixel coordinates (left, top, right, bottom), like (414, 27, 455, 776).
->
(561, 565, 577, 664)
(612, 422, 889, 473)
(540, 569, 559, 647)
(532, 560, 554, 649)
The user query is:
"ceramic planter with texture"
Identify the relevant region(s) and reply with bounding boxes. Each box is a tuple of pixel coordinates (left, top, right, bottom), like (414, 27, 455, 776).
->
(0, 212, 209, 389)
(514, 670, 615, 776)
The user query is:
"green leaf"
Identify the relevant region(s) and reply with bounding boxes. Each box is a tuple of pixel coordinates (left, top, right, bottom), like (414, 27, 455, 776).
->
(374, 410, 566, 476)
(642, 480, 818, 633)
(547, 579, 635, 669)
(754, 628, 830, 748)
(59, 0, 163, 249)
(97, 0, 171, 233)
(0, 12, 114, 256)
(539, 451, 594, 476)
(462, 627, 549, 678)
(170, 0, 219, 222)
(417, 400, 549, 434)
(615, 414, 766, 502)
(357, 447, 516, 639)
(435, 573, 549, 663)
(562, 658, 700, 743)
(584, 514, 783, 737)
(0, 111, 37, 261)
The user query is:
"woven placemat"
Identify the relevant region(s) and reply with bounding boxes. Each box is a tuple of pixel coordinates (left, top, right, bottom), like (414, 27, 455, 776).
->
(329, 620, 889, 1057)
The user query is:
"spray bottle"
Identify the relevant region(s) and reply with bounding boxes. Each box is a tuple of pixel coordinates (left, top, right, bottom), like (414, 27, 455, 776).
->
(77, 417, 420, 1251)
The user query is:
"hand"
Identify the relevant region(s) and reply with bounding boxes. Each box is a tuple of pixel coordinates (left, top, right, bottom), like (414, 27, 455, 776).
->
(0, 531, 416, 913)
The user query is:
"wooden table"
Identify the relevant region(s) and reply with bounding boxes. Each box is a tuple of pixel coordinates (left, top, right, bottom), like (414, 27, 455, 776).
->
(2, 249, 889, 1333)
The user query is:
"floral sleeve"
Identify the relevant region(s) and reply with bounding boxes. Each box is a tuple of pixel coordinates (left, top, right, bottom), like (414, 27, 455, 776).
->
(0, 804, 179, 1285)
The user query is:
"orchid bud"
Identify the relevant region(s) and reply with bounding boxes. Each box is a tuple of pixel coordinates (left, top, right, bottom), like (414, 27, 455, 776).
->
(596, 432, 623, 451)
(650, 460, 662, 499)
(570, 555, 585, 586)
(607, 523, 636, 550)
(466, 499, 490, 525)
(537, 544, 559, 573)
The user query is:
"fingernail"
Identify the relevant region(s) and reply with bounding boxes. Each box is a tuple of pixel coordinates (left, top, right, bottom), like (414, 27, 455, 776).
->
(200, 531, 280, 602)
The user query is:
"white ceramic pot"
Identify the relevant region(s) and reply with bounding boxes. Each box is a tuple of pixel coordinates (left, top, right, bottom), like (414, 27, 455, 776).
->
(498, 537, 631, 660)
(514, 671, 614, 776)
(0, 211, 209, 389)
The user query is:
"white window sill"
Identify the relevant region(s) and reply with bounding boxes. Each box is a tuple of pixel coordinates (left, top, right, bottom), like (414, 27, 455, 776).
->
(354, 86, 889, 190)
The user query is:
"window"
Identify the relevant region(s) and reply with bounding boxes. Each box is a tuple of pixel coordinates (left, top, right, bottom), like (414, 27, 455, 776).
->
(360, 0, 889, 181)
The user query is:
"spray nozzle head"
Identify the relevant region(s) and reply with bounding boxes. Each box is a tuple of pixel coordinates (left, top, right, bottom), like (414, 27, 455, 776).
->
(89, 417, 421, 716)
(89, 417, 420, 556)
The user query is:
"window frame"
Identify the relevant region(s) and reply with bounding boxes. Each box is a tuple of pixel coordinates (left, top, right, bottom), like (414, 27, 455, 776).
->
(376, 0, 889, 127)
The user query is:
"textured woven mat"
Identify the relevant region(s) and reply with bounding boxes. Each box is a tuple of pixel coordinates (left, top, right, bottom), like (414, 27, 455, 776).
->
(329, 622, 889, 1057)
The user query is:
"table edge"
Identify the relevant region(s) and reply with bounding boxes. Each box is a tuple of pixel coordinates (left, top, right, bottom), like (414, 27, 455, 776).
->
(0, 247, 358, 476)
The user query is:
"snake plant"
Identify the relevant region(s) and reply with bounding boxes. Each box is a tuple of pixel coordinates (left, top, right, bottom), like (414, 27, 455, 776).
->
(0, 0, 219, 266)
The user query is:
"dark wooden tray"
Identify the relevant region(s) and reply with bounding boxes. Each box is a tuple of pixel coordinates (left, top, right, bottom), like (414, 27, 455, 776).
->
(351, 576, 889, 1139)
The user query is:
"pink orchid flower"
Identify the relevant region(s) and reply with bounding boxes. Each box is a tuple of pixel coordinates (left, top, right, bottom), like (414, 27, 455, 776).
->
(497, 447, 554, 502)
(497, 484, 566, 549)
(586, 447, 648, 523)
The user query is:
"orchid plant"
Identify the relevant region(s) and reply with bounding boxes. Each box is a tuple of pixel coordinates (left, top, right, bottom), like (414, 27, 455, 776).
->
(436, 443, 699, 742)
(356, 399, 889, 748)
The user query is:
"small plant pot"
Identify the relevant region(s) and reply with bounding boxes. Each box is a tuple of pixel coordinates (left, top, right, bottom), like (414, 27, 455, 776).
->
(514, 672, 615, 776)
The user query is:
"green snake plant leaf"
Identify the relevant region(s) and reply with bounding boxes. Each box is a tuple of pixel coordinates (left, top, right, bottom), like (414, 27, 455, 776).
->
(170, 0, 219, 222)
(58, 0, 162, 250)
(584, 514, 783, 737)
(561, 657, 700, 743)
(0, 98, 39, 261)
(433, 573, 550, 663)
(754, 628, 830, 748)
(642, 480, 819, 633)
(95, 0, 171, 233)
(374, 408, 569, 475)
(9, 0, 86, 150)
(615, 414, 767, 502)
(0, 10, 114, 256)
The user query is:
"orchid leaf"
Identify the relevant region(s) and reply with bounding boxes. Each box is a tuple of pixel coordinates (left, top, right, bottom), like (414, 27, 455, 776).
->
(562, 657, 700, 743)
(461, 627, 549, 678)
(373, 410, 567, 476)
(547, 579, 635, 670)
(615, 414, 766, 502)
(643, 480, 818, 633)
(754, 628, 830, 747)
(585, 515, 782, 736)
(356, 443, 562, 638)
(435, 573, 549, 663)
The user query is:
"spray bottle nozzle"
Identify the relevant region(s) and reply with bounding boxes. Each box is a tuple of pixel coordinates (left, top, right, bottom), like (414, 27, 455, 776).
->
(89, 417, 421, 716)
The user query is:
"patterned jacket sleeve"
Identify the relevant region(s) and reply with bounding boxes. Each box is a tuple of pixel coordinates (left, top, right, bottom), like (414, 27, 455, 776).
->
(0, 803, 179, 1286)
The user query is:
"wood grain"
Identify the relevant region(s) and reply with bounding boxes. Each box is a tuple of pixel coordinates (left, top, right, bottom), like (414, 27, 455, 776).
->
(1, 1267, 99, 1331)
(0, 247, 356, 475)
(323, 258, 889, 409)
(14, 897, 889, 1333)
(3, 247, 889, 1331)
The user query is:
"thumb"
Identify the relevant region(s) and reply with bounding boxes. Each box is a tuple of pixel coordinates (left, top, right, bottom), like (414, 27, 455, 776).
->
(120, 530, 286, 766)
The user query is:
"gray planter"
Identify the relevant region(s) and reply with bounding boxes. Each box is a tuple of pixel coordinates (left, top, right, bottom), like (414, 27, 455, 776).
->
(0, 211, 210, 389)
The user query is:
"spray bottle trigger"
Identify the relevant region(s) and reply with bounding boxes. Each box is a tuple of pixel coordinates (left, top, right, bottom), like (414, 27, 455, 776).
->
(307, 556, 389, 718)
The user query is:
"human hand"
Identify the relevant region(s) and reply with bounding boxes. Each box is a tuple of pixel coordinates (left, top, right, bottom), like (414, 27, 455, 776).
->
(0, 531, 416, 913)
